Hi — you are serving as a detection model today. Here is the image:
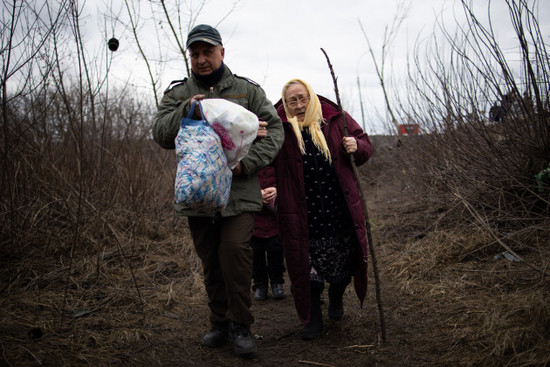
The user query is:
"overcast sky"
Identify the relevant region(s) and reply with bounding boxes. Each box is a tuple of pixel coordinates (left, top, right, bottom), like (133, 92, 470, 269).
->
(99, 0, 549, 134)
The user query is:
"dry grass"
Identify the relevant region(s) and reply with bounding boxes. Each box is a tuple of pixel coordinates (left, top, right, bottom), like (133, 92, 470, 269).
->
(363, 136, 550, 366)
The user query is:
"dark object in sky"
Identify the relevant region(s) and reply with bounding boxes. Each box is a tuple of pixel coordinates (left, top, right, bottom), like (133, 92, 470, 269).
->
(108, 38, 119, 51)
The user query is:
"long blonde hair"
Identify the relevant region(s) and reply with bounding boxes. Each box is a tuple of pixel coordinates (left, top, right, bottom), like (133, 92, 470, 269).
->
(282, 79, 331, 163)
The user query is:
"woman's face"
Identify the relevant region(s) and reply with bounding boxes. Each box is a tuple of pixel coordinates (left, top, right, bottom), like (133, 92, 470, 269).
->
(284, 83, 310, 122)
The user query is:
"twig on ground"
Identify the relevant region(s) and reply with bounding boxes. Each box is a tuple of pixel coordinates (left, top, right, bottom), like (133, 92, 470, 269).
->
(298, 361, 336, 367)
(107, 223, 145, 305)
(342, 344, 375, 349)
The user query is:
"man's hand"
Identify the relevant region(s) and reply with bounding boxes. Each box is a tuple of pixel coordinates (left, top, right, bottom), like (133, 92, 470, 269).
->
(342, 136, 357, 154)
(190, 94, 206, 118)
(261, 187, 277, 204)
(257, 120, 268, 138)
(232, 161, 243, 176)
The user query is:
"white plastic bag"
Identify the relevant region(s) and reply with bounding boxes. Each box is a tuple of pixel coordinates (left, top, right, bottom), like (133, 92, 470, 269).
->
(174, 102, 232, 211)
(200, 99, 259, 169)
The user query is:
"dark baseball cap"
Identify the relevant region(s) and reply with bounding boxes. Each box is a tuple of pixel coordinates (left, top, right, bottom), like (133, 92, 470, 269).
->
(186, 24, 223, 48)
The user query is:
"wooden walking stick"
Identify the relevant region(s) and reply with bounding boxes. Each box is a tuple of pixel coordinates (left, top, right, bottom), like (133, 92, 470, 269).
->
(321, 48, 387, 342)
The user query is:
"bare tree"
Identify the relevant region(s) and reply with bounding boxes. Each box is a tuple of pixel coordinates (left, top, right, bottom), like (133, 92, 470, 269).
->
(358, 1, 409, 135)
(1, 0, 70, 259)
(115, 0, 242, 106)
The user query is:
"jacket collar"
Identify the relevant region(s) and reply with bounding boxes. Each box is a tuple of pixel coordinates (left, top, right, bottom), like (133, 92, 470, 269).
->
(191, 64, 235, 91)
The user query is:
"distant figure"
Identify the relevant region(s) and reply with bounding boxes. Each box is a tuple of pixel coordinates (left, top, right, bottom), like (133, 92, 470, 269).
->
(489, 91, 524, 123)
(273, 79, 373, 340)
(250, 165, 286, 301)
(152, 24, 283, 357)
(489, 103, 503, 122)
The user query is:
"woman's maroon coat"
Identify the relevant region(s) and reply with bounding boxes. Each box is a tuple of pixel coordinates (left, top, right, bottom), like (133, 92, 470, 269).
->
(273, 96, 373, 323)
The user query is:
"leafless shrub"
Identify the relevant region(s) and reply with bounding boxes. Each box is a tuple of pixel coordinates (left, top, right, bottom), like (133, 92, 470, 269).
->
(397, 0, 549, 248)
(0, 0, 177, 309)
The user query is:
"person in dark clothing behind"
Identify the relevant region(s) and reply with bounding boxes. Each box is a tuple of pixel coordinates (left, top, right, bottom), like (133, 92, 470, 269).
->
(152, 24, 283, 357)
(273, 78, 372, 340)
(250, 165, 286, 301)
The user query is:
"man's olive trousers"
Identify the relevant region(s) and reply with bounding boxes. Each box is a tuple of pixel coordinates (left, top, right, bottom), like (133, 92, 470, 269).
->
(188, 213, 255, 327)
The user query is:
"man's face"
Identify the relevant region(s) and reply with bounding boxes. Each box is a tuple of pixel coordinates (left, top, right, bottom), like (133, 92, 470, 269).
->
(284, 83, 310, 122)
(189, 42, 225, 75)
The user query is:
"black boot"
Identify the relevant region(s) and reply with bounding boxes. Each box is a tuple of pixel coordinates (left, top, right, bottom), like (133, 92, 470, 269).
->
(328, 276, 351, 321)
(253, 279, 268, 301)
(201, 321, 229, 347)
(229, 322, 257, 357)
(271, 282, 285, 299)
(301, 285, 324, 340)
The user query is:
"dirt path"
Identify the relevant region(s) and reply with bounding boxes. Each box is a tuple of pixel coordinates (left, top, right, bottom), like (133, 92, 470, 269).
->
(150, 187, 445, 366)
(151, 247, 445, 366)
(158, 274, 398, 367)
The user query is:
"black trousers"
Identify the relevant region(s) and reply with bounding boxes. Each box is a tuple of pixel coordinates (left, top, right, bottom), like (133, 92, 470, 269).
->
(250, 235, 285, 289)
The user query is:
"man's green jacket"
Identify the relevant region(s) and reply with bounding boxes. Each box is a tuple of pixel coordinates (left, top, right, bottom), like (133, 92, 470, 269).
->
(153, 65, 284, 217)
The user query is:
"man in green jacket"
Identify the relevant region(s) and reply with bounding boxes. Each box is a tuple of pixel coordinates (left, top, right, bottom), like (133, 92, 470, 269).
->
(152, 24, 283, 357)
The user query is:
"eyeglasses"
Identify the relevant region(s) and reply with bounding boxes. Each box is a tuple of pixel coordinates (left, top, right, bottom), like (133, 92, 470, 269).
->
(286, 95, 310, 108)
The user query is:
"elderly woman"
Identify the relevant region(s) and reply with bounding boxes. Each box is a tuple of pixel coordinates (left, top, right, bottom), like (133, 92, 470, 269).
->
(274, 79, 373, 340)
